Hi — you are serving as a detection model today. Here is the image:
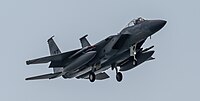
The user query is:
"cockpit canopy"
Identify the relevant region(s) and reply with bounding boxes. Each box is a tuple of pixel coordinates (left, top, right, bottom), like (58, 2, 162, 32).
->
(126, 17, 145, 27)
(118, 17, 146, 35)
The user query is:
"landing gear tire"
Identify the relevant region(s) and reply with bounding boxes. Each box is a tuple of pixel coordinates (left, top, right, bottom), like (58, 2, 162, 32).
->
(112, 64, 123, 82)
(89, 72, 95, 82)
(116, 72, 123, 82)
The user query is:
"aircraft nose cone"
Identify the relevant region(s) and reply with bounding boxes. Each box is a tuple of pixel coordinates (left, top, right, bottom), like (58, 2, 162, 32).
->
(149, 20, 167, 33)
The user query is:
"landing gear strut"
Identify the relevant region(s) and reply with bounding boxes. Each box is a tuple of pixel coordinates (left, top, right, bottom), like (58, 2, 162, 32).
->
(132, 59, 137, 66)
(89, 72, 95, 82)
(130, 44, 137, 66)
(112, 64, 123, 82)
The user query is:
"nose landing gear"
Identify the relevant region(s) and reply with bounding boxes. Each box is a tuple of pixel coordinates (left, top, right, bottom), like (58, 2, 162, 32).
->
(116, 72, 123, 82)
(130, 44, 138, 66)
(89, 72, 95, 82)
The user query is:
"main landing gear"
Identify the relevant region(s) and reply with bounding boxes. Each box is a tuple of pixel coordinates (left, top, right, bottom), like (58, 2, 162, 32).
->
(112, 64, 123, 82)
(89, 64, 99, 82)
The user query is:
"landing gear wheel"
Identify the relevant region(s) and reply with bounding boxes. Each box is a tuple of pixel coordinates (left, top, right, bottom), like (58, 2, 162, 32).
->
(89, 72, 95, 82)
(116, 72, 123, 82)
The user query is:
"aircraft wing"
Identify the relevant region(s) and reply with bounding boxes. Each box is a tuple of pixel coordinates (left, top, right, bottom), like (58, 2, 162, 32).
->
(146, 57, 155, 61)
(25, 72, 61, 80)
(26, 49, 80, 65)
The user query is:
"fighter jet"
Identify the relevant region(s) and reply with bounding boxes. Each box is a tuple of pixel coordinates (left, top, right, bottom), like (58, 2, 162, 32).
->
(26, 17, 166, 82)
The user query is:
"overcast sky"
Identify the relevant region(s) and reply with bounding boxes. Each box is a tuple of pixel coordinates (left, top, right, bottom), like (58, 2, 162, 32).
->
(0, 0, 199, 101)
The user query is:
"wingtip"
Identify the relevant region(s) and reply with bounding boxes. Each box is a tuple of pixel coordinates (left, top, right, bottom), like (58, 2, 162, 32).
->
(47, 35, 55, 42)
(26, 60, 30, 65)
(80, 34, 88, 39)
(25, 78, 30, 80)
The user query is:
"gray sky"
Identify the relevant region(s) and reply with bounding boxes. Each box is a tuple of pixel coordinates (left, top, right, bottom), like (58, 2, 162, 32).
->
(0, 0, 199, 101)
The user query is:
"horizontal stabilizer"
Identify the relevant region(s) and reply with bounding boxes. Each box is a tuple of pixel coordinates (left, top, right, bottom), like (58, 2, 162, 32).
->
(49, 61, 64, 67)
(26, 49, 80, 65)
(25, 72, 61, 80)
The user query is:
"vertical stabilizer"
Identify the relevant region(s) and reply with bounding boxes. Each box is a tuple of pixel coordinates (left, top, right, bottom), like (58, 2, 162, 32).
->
(47, 36, 61, 55)
(79, 34, 91, 48)
(47, 36, 63, 73)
